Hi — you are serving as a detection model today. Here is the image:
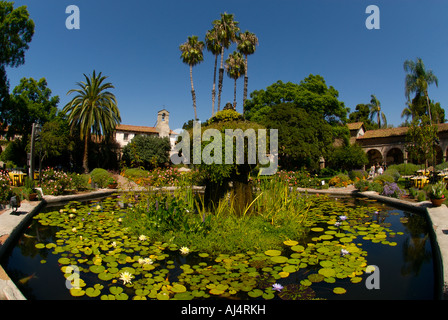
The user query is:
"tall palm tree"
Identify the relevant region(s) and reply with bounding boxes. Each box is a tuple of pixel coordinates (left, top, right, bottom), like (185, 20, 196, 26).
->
(179, 35, 204, 121)
(63, 71, 121, 173)
(212, 12, 240, 112)
(404, 57, 438, 123)
(225, 51, 245, 109)
(237, 30, 258, 112)
(205, 27, 222, 117)
(368, 94, 387, 128)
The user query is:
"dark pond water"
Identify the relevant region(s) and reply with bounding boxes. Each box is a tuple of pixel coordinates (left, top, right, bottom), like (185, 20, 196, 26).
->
(0, 196, 441, 300)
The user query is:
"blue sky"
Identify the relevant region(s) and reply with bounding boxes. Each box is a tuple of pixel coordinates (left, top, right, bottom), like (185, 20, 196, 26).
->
(4, 0, 448, 131)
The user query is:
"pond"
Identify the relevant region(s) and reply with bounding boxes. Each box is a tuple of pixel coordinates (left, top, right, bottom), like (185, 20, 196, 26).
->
(0, 195, 440, 300)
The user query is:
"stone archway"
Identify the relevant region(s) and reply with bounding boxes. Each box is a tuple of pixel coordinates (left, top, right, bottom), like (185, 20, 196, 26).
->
(366, 149, 383, 167)
(385, 148, 404, 165)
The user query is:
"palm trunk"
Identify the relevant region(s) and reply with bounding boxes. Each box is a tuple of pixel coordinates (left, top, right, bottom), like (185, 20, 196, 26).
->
(211, 54, 218, 116)
(243, 55, 248, 115)
(233, 78, 237, 109)
(83, 131, 90, 174)
(190, 65, 197, 121)
(377, 111, 381, 129)
(217, 47, 225, 112)
(425, 92, 432, 124)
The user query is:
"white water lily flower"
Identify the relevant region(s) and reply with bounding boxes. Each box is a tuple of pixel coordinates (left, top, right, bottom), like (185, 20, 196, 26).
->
(71, 227, 77, 232)
(139, 235, 147, 241)
(180, 246, 190, 255)
(143, 258, 153, 265)
(119, 271, 133, 284)
(111, 241, 117, 248)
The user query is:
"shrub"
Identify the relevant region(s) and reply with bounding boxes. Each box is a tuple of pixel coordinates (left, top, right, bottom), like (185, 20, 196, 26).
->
(354, 179, 370, 191)
(349, 170, 368, 181)
(417, 190, 426, 202)
(90, 168, 112, 188)
(69, 173, 90, 191)
(0, 170, 13, 204)
(373, 174, 394, 185)
(387, 163, 420, 176)
(383, 168, 400, 182)
(38, 168, 72, 196)
(367, 182, 383, 193)
(329, 173, 352, 188)
(382, 182, 405, 198)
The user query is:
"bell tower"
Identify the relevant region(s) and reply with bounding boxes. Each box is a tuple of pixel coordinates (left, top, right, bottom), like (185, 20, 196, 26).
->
(156, 109, 170, 137)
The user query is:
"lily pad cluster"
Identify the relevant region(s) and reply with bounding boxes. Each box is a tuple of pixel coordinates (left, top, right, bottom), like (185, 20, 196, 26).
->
(30, 194, 402, 300)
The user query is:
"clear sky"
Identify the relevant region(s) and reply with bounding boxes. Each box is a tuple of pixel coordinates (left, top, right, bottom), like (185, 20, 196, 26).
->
(4, 0, 448, 131)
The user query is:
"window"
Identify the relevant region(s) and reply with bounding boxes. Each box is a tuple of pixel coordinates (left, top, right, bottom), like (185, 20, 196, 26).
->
(123, 133, 128, 141)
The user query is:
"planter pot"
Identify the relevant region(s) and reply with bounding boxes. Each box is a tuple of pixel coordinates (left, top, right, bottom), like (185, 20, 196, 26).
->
(430, 198, 445, 207)
(108, 183, 118, 189)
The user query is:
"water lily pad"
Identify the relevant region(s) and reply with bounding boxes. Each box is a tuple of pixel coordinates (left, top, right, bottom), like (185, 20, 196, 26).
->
(333, 287, 347, 294)
(85, 287, 101, 297)
(248, 289, 263, 298)
(89, 265, 105, 274)
(318, 268, 336, 278)
(319, 260, 333, 268)
(311, 227, 324, 232)
(308, 273, 324, 282)
(283, 265, 297, 273)
(283, 240, 299, 246)
(264, 250, 282, 256)
(58, 257, 71, 265)
(171, 284, 187, 293)
(69, 288, 85, 297)
(98, 272, 114, 281)
(270, 256, 288, 264)
(262, 292, 275, 300)
(290, 245, 305, 252)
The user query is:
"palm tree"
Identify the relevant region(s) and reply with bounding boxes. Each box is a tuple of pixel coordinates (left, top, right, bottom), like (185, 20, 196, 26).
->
(180, 35, 204, 121)
(237, 30, 258, 112)
(368, 94, 387, 128)
(404, 57, 438, 123)
(63, 71, 121, 173)
(205, 27, 222, 116)
(225, 51, 245, 109)
(212, 12, 240, 112)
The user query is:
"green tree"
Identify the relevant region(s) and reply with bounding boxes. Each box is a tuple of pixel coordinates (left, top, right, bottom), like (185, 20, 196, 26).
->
(33, 117, 74, 176)
(245, 76, 348, 124)
(205, 27, 222, 116)
(62, 71, 121, 173)
(259, 103, 334, 170)
(327, 143, 368, 172)
(0, 1, 34, 126)
(368, 94, 387, 128)
(225, 51, 245, 109)
(406, 115, 438, 169)
(404, 57, 438, 124)
(237, 30, 259, 110)
(8, 77, 59, 136)
(212, 12, 240, 112)
(348, 103, 377, 130)
(122, 135, 171, 170)
(180, 35, 204, 121)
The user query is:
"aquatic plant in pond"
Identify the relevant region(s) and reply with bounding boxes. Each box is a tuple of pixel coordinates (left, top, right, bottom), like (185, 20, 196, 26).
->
(16, 192, 418, 300)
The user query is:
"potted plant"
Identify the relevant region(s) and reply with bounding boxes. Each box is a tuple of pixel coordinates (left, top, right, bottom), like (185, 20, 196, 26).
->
(427, 181, 446, 207)
(23, 177, 38, 201)
(107, 177, 118, 189)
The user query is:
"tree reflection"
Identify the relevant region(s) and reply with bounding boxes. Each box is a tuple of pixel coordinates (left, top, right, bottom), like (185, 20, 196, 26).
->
(400, 213, 432, 276)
